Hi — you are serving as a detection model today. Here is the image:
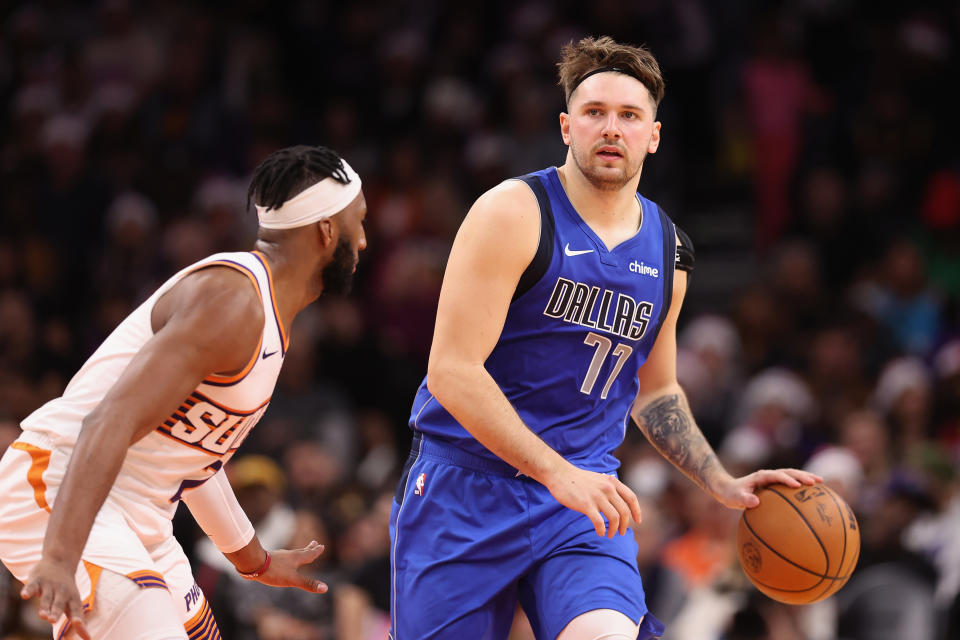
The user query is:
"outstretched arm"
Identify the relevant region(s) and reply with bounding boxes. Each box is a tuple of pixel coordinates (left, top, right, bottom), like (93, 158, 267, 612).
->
(427, 180, 641, 538)
(183, 470, 327, 592)
(21, 267, 263, 638)
(631, 263, 820, 509)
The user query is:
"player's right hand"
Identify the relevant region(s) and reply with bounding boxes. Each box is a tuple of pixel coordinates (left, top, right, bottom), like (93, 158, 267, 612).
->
(21, 558, 91, 640)
(254, 540, 329, 593)
(544, 465, 643, 538)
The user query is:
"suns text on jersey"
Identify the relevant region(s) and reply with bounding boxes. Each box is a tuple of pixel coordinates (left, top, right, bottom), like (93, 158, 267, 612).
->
(543, 277, 654, 341)
(157, 392, 268, 455)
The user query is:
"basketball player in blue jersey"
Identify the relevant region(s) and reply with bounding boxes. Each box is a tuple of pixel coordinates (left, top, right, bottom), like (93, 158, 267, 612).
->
(390, 37, 822, 640)
(0, 146, 367, 639)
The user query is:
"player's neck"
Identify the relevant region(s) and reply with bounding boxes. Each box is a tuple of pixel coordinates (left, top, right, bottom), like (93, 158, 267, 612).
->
(253, 241, 318, 327)
(556, 163, 642, 235)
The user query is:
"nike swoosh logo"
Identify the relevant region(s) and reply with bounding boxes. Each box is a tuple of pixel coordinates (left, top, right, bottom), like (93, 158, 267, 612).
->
(262, 350, 278, 360)
(564, 243, 595, 257)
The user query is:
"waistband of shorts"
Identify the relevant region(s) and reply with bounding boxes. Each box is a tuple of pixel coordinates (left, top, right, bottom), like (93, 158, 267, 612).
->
(412, 431, 522, 477)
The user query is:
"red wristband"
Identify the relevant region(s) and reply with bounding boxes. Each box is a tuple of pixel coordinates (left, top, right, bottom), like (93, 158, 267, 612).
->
(237, 550, 271, 579)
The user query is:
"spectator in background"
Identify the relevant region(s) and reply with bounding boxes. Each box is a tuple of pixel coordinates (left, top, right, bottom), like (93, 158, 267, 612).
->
(731, 284, 791, 373)
(333, 490, 392, 640)
(678, 314, 743, 447)
(791, 166, 862, 285)
(902, 443, 960, 630)
(632, 496, 687, 627)
(94, 190, 162, 301)
(661, 481, 739, 591)
(194, 456, 299, 637)
(872, 357, 934, 457)
(803, 321, 870, 439)
(932, 339, 960, 464)
(804, 446, 864, 508)
(242, 314, 356, 462)
(721, 368, 816, 470)
(196, 456, 337, 640)
(836, 475, 938, 640)
(917, 170, 960, 298)
(853, 239, 942, 356)
(797, 446, 866, 640)
(741, 13, 824, 249)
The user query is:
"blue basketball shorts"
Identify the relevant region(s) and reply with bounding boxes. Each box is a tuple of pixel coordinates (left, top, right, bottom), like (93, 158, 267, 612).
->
(389, 433, 665, 639)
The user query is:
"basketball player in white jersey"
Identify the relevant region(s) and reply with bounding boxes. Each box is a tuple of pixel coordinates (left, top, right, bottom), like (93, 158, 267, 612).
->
(0, 145, 368, 639)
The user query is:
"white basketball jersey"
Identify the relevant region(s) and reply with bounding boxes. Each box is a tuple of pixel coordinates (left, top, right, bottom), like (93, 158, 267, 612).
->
(20, 251, 288, 543)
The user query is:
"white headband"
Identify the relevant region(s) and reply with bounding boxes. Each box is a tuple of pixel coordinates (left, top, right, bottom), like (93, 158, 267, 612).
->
(255, 159, 362, 229)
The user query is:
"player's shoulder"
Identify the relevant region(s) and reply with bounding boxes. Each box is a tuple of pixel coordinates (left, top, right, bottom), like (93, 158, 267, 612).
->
(450, 179, 543, 270)
(149, 259, 265, 373)
(460, 178, 541, 242)
(191, 264, 261, 302)
(155, 258, 265, 335)
(471, 178, 541, 218)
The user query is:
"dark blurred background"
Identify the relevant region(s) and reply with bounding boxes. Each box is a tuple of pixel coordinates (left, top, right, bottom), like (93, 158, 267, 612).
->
(0, 1, 958, 639)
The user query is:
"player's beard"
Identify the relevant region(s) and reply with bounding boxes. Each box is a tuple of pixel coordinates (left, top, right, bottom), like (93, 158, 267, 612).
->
(321, 238, 356, 295)
(570, 139, 645, 191)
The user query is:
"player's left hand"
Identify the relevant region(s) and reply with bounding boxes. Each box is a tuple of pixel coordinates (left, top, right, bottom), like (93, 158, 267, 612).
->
(254, 540, 328, 593)
(21, 557, 91, 640)
(714, 468, 822, 510)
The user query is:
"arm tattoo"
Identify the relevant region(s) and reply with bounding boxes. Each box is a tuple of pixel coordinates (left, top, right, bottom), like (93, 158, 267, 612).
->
(634, 393, 721, 491)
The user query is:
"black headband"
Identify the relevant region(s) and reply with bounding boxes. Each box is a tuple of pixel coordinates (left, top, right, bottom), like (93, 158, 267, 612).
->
(567, 66, 645, 103)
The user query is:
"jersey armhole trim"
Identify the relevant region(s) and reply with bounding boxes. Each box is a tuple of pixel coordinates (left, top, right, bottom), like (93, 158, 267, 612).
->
(251, 250, 289, 355)
(646, 206, 676, 348)
(190, 259, 265, 385)
(511, 175, 556, 302)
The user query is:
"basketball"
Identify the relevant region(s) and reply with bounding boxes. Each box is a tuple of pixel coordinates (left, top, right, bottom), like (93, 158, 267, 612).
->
(737, 483, 860, 604)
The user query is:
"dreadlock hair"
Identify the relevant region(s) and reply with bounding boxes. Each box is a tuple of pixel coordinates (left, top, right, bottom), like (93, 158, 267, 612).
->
(247, 145, 351, 212)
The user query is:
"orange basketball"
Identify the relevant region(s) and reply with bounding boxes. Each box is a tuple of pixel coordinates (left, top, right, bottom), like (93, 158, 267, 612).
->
(737, 483, 860, 604)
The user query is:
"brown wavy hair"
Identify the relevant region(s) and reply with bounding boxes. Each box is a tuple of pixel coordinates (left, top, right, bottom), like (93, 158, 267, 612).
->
(557, 36, 665, 109)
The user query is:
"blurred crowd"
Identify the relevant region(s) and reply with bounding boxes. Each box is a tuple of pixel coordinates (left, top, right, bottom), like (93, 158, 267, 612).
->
(1, 1, 958, 639)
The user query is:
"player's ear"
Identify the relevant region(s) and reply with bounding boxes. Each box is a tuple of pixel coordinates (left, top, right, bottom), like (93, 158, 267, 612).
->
(316, 217, 336, 248)
(648, 121, 661, 154)
(559, 111, 571, 145)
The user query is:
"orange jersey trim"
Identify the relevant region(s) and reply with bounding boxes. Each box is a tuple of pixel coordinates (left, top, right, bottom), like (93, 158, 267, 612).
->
(81, 561, 102, 612)
(185, 598, 221, 640)
(11, 442, 51, 512)
(252, 250, 289, 353)
(188, 259, 265, 384)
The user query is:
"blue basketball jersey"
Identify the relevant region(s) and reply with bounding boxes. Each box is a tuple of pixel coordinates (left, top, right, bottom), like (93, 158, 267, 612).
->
(410, 166, 676, 473)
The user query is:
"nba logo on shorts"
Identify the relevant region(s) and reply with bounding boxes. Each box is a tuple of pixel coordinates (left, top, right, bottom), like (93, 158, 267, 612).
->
(414, 472, 426, 496)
